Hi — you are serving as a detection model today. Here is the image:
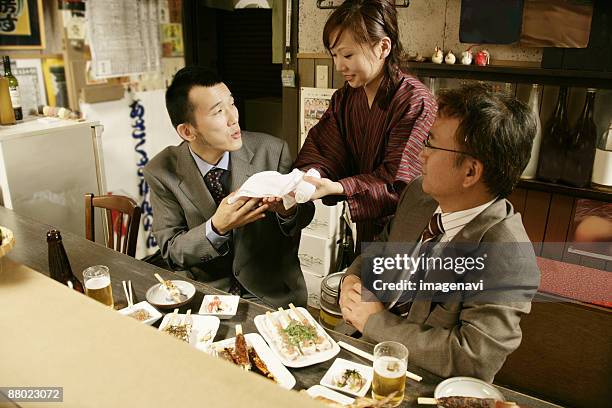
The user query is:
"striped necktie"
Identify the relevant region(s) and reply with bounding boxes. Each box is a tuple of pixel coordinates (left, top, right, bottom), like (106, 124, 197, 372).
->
(390, 212, 446, 316)
(421, 212, 445, 244)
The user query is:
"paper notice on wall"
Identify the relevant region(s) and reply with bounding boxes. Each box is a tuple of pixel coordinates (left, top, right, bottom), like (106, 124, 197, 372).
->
(88, 0, 161, 79)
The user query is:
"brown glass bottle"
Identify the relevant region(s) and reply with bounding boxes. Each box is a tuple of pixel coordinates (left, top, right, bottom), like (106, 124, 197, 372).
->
(47, 229, 84, 293)
(537, 87, 570, 183)
(561, 89, 598, 187)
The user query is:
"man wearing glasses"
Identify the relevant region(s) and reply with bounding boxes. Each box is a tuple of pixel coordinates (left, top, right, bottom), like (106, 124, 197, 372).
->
(339, 83, 540, 382)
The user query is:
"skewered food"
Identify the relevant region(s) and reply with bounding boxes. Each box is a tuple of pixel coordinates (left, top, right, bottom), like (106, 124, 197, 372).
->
(234, 324, 251, 371)
(162, 309, 192, 343)
(213, 341, 277, 382)
(418, 396, 518, 408)
(264, 305, 332, 361)
(248, 347, 275, 381)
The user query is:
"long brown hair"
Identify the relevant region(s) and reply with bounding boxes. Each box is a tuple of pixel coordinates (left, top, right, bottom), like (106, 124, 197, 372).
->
(323, 0, 403, 109)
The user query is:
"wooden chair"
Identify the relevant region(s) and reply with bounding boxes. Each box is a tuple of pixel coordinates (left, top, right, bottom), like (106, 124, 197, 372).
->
(85, 193, 141, 257)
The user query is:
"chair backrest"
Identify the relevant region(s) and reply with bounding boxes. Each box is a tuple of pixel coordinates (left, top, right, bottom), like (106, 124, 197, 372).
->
(84, 193, 141, 257)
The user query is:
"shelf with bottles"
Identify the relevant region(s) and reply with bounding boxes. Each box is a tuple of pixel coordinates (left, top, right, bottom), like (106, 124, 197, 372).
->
(403, 61, 612, 90)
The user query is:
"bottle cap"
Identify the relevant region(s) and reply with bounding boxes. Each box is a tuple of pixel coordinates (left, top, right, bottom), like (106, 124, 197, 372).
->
(46, 229, 62, 241)
(587, 88, 597, 92)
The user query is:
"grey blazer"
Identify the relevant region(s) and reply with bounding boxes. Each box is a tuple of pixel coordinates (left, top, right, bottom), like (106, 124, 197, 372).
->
(346, 177, 540, 382)
(143, 131, 314, 307)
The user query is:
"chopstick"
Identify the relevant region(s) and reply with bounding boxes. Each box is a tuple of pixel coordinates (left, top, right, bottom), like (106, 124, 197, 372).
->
(122, 280, 133, 307)
(338, 341, 423, 382)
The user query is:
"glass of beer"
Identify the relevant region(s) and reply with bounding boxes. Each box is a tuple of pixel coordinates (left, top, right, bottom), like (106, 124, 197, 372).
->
(83, 265, 114, 308)
(372, 341, 408, 407)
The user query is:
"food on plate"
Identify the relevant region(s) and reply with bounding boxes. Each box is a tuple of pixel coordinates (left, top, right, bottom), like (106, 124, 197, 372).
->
(333, 368, 366, 393)
(418, 396, 518, 408)
(303, 391, 396, 408)
(248, 347, 275, 380)
(214, 340, 277, 382)
(264, 305, 332, 360)
(127, 308, 152, 321)
(206, 295, 227, 313)
(234, 324, 251, 371)
(162, 309, 192, 343)
(154, 273, 184, 302)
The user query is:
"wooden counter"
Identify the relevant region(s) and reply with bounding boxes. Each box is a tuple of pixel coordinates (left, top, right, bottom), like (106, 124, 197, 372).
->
(0, 206, 563, 408)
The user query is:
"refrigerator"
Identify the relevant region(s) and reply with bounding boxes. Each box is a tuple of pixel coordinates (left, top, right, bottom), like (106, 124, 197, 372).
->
(0, 118, 106, 242)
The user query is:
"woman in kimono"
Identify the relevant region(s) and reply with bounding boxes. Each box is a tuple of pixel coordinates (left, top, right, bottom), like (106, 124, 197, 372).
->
(295, 0, 437, 249)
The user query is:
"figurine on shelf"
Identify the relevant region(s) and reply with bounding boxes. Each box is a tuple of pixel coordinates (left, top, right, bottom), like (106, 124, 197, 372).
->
(461, 47, 473, 65)
(475, 49, 490, 66)
(444, 50, 456, 64)
(39, 105, 82, 121)
(432, 47, 443, 64)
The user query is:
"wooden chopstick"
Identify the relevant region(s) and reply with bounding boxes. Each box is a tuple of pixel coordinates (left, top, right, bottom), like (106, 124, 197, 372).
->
(338, 340, 422, 382)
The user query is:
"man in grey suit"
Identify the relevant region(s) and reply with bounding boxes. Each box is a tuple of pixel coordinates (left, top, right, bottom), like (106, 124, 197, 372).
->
(144, 67, 313, 307)
(340, 84, 540, 382)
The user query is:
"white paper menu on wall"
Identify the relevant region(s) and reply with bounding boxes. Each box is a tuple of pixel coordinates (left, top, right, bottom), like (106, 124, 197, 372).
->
(88, 0, 161, 79)
(300, 87, 336, 148)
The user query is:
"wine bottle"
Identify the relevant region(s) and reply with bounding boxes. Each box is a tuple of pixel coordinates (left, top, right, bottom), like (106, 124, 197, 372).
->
(521, 84, 542, 179)
(47, 229, 84, 293)
(334, 205, 355, 273)
(2, 56, 23, 121)
(562, 88, 598, 187)
(591, 119, 612, 190)
(537, 87, 570, 183)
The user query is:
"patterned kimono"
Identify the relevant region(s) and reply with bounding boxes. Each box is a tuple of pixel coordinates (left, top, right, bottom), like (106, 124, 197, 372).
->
(294, 72, 436, 248)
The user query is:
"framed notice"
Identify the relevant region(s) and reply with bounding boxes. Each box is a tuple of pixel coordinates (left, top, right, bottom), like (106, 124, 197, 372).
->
(300, 87, 336, 148)
(0, 0, 45, 50)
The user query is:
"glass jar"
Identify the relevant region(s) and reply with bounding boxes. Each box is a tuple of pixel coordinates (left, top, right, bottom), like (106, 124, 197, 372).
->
(319, 272, 344, 330)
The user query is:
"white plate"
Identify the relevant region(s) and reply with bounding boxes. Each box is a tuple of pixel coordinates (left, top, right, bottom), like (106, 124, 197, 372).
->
(306, 385, 355, 405)
(320, 357, 373, 398)
(198, 295, 239, 319)
(254, 306, 340, 368)
(208, 333, 296, 390)
(118, 301, 162, 325)
(158, 313, 220, 351)
(146, 280, 196, 309)
(434, 377, 506, 402)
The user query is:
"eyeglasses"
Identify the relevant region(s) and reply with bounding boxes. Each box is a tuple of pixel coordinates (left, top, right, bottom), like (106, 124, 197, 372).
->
(423, 133, 472, 156)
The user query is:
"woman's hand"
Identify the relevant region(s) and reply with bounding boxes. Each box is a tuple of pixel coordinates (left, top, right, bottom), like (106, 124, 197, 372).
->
(261, 196, 296, 218)
(303, 176, 344, 200)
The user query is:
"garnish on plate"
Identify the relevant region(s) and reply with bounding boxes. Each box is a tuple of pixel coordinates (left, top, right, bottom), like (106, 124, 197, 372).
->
(333, 369, 365, 392)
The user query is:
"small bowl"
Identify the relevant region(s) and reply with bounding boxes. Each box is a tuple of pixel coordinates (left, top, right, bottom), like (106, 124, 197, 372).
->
(320, 357, 373, 397)
(434, 377, 506, 402)
(145, 280, 196, 309)
(118, 301, 162, 325)
(197, 295, 239, 319)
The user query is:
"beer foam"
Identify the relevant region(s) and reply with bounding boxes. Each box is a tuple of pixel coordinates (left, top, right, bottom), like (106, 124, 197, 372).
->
(85, 276, 111, 290)
(374, 356, 407, 379)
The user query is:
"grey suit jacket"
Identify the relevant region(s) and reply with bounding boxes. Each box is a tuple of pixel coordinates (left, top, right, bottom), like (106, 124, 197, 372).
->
(346, 177, 540, 382)
(143, 131, 314, 308)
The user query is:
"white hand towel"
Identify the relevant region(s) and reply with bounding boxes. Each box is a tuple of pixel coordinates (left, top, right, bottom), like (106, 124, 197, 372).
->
(227, 168, 321, 209)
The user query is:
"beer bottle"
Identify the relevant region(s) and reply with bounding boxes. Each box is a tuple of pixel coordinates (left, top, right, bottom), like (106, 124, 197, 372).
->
(562, 88, 598, 187)
(47, 229, 84, 293)
(2, 56, 23, 121)
(537, 87, 570, 183)
(335, 205, 355, 273)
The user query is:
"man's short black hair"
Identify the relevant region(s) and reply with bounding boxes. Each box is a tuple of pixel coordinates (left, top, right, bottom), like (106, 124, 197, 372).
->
(437, 83, 537, 198)
(165, 66, 223, 129)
